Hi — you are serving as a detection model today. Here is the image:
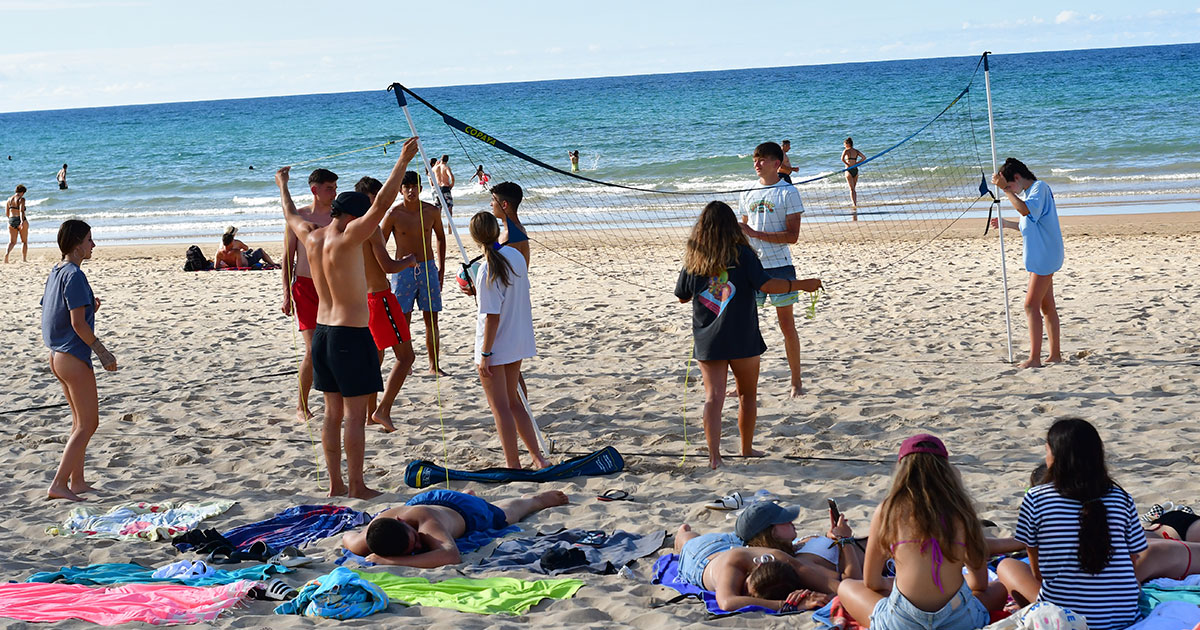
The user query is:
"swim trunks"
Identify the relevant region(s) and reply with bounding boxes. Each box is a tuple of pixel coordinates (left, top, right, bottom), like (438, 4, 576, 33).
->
(311, 324, 383, 397)
(405, 489, 508, 534)
(59, 181, 68, 190)
(368, 290, 411, 351)
(8, 216, 20, 229)
(505, 216, 529, 244)
(434, 185, 453, 209)
(391, 259, 442, 313)
(291, 276, 318, 331)
(848, 167, 860, 178)
(678, 532, 742, 588)
(755, 265, 800, 308)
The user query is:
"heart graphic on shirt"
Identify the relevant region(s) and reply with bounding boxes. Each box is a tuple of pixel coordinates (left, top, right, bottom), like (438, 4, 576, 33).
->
(698, 270, 735, 317)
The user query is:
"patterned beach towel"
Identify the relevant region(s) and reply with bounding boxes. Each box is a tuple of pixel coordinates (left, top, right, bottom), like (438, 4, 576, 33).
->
(47, 500, 236, 542)
(27, 562, 287, 587)
(0, 580, 255, 625)
(175, 504, 369, 552)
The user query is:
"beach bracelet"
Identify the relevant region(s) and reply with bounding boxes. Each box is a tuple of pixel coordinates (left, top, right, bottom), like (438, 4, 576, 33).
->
(481, 351, 493, 357)
(837, 537, 856, 546)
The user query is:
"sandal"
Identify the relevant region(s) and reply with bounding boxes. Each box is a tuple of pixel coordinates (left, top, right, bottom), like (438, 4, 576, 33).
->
(250, 577, 298, 601)
(597, 489, 632, 502)
(704, 491, 743, 511)
(1142, 502, 1173, 524)
(268, 545, 319, 568)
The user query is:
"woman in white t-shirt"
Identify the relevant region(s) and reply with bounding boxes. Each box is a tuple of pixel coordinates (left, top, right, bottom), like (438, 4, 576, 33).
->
(466, 212, 548, 469)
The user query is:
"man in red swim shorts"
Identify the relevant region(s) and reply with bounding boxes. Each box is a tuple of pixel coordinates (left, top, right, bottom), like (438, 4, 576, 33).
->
(282, 168, 336, 422)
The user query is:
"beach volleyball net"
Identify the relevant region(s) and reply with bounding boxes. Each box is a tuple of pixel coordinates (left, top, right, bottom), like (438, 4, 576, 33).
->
(388, 58, 996, 290)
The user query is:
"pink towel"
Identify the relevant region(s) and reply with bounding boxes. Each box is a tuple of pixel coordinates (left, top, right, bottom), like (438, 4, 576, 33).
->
(0, 580, 254, 625)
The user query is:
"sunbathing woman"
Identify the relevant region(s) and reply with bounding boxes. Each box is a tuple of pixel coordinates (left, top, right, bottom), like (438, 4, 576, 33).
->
(838, 434, 1003, 630)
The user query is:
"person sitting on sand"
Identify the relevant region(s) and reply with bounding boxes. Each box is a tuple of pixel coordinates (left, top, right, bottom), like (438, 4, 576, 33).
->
(673, 519, 837, 612)
(343, 488, 568, 568)
(275, 137, 418, 500)
(215, 226, 278, 269)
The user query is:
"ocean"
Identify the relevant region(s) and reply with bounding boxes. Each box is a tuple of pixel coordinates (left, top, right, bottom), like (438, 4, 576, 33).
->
(1, 43, 1197, 248)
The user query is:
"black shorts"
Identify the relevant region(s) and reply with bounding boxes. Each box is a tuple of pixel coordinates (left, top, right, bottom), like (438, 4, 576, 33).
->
(244, 248, 264, 266)
(312, 324, 383, 397)
(59, 182, 68, 190)
(778, 172, 793, 184)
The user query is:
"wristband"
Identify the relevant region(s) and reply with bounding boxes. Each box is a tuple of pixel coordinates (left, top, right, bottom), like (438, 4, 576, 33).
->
(837, 537, 856, 546)
(480, 351, 493, 357)
(89, 339, 116, 367)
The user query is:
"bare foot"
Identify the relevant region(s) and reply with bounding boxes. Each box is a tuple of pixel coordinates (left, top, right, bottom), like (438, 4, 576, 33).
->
(1046, 353, 1063, 364)
(741, 448, 766, 458)
(297, 407, 314, 423)
(349, 485, 383, 500)
(70, 482, 97, 494)
(1018, 358, 1043, 369)
(677, 523, 692, 536)
(464, 489, 477, 496)
(790, 382, 803, 398)
(532, 454, 552, 469)
(428, 367, 451, 377)
(368, 412, 397, 433)
(47, 485, 86, 501)
(327, 483, 348, 497)
(531, 490, 569, 509)
(709, 454, 723, 470)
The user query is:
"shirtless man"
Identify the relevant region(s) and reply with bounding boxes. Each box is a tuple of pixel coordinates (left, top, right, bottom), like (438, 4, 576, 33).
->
(383, 171, 447, 376)
(354, 176, 416, 431)
(215, 226, 277, 269)
(282, 169, 337, 421)
(673, 523, 835, 612)
(778, 140, 799, 184)
(275, 136, 418, 499)
(343, 488, 568, 568)
(432, 154, 455, 214)
(56, 164, 68, 190)
(5, 185, 28, 263)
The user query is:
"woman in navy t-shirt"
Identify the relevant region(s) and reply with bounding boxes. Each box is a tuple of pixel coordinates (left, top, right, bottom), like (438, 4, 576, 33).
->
(41, 220, 117, 501)
(675, 201, 820, 469)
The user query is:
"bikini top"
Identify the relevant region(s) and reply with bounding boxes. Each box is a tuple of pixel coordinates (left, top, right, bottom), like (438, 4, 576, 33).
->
(889, 538, 967, 593)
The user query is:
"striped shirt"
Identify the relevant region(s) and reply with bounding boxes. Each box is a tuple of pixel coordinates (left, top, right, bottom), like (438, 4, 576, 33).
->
(1015, 484, 1148, 630)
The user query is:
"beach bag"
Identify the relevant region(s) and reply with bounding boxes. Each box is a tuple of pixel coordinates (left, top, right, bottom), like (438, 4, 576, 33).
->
(184, 245, 212, 271)
(404, 446, 624, 488)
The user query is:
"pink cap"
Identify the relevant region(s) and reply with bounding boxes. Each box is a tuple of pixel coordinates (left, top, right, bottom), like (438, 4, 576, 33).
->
(898, 434, 948, 460)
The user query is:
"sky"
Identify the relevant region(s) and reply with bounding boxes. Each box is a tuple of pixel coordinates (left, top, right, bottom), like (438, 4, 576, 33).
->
(0, 0, 1197, 113)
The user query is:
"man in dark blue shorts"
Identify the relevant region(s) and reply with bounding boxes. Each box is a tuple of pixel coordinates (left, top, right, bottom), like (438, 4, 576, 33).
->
(342, 489, 569, 568)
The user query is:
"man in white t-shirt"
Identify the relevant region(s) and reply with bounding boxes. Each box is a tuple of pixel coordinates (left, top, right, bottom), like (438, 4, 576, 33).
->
(740, 141, 807, 397)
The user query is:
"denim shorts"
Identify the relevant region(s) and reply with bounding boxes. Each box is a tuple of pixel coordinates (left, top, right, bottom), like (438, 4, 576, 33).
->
(870, 581, 989, 630)
(677, 533, 742, 588)
(756, 265, 799, 307)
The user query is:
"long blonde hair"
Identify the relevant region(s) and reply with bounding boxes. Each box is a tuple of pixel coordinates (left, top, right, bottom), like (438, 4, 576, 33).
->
(683, 201, 748, 277)
(876, 448, 987, 568)
(469, 212, 513, 287)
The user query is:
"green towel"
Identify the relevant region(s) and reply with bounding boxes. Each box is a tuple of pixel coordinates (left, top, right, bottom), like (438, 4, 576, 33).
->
(352, 569, 583, 615)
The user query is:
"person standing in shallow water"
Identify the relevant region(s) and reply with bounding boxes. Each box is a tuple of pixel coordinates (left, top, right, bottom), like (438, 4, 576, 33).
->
(42, 220, 118, 501)
(841, 138, 866, 217)
(56, 164, 68, 190)
(990, 158, 1064, 369)
(6, 185, 29, 263)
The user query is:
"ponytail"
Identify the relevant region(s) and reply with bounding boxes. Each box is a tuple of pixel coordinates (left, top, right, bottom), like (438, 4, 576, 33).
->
(1046, 418, 1115, 574)
(469, 212, 513, 287)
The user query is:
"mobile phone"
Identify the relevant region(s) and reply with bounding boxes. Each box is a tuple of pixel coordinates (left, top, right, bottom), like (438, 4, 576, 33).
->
(827, 499, 840, 525)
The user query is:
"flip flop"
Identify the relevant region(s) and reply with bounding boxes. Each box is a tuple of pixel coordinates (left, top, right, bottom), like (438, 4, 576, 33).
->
(268, 545, 319, 568)
(704, 491, 743, 511)
(596, 489, 632, 502)
(250, 577, 298, 601)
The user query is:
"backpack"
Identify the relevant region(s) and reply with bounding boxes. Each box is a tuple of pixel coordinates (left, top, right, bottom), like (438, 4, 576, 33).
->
(183, 245, 212, 271)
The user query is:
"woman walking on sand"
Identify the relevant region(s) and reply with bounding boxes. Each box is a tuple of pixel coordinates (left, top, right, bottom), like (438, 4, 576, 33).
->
(990, 158, 1064, 368)
(42, 220, 117, 501)
(6, 185, 28, 263)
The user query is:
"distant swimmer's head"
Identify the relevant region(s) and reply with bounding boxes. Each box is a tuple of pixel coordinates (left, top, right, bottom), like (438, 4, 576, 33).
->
(308, 168, 338, 203)
(366, 517, 421, 557)
(15, 185, 26, 194)
(440, 154, 449, 163)
(430, 158, 438, 168)
(490, 181, 523, 216)
(330, 191, 371, 218)
(355, 176, 383, 204)
(57, 219, 92, 261)
(780, 139, 791, 150)
(752, 142, 784, 178)
(62, 163, 68, 169)
(746, 560, 804, 600)
(845, 137, 854, 148)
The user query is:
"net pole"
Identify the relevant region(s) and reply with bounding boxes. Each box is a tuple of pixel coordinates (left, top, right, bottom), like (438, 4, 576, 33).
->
(390, 87, 472, 266)
(983, 52, 1015, 364)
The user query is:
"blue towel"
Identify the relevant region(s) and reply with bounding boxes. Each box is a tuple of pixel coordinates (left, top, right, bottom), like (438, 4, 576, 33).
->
(651, 553, 778, 616)
(220, 505, 371, 552)
(275, 567, 388, 619)
(27, 562, 287, 586)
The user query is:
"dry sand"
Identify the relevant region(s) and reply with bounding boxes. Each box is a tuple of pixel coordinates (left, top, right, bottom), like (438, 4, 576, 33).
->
(0, 211, 1198, 628)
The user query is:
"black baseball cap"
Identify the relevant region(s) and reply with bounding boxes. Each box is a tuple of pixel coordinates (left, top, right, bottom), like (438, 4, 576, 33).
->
(332, 191, 371, 217)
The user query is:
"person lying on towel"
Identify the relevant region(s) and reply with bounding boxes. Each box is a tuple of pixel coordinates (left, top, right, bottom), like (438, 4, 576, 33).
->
(342, 489, 568, 568)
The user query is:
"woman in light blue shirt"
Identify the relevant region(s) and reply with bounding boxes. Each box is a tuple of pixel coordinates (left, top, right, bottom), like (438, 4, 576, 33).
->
(41, 220, 117, 501)
(991, 158, 1064, 369)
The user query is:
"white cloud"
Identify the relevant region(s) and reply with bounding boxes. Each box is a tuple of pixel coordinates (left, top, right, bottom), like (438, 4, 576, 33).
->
(962, 21, 971, 29)
(1147, 9, 1169, 17)
(1055, 11, 1078, 24)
